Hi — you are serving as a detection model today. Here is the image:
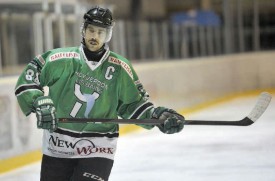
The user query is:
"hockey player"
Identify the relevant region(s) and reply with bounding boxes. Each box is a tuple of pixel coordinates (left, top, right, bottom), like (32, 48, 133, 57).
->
(15, 6, 185, 181)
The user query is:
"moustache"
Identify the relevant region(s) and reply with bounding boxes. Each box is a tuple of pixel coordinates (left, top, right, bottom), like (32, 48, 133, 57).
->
(89, 38, 98, 44)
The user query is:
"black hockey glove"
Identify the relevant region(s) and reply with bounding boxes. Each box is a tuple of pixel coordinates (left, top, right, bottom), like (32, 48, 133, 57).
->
(152, 107, 185, 134)
(33, 96, 58, 133)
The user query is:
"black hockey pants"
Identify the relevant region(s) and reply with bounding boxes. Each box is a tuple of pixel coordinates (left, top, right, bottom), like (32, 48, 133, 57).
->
(40, 154, 113, 181)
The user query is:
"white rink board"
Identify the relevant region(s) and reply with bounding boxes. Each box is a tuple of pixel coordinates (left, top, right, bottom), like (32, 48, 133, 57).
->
(0, 77, 42, 160)
(134, 51, 275, 109)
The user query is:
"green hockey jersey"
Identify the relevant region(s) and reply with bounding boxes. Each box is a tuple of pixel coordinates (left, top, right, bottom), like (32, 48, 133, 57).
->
(15, 45, 155, 159)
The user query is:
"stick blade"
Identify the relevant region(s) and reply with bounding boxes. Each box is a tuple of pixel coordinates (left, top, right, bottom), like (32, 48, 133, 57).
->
(247, 92, 272, 123)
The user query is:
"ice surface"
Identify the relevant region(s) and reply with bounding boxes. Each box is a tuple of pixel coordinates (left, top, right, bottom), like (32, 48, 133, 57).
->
(1, 95, 274, 181)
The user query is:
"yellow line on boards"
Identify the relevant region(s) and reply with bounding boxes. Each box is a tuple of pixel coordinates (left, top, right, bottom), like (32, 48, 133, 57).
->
(0, 150, 42, 174)
(120, 125, 141, 135)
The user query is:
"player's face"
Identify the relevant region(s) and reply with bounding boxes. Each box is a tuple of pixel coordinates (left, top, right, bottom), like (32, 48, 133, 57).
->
(84, 24, 107, 51)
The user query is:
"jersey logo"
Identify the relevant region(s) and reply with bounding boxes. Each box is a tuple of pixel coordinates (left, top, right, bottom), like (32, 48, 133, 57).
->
(49, 52, 80, 61)
(70, 84, 99, 118)
(108, 57, 133, 79)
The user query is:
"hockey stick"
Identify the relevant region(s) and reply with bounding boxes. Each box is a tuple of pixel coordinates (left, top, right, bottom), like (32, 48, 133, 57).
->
(59, 92, 272, 126)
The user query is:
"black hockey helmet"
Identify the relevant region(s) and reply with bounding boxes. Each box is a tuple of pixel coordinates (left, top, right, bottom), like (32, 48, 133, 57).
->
(83, 6, 114, 28)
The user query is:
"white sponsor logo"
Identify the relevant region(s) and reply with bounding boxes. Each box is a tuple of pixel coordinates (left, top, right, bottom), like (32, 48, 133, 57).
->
(92, 19, 103, 24)
(108, 57, 133, 79)
(83, 172, 104, 181)
(49, 52, 80, 61)
(43, 132, 117, 159)
(38, 99, 53, 106)
(49, 136, 114, 155)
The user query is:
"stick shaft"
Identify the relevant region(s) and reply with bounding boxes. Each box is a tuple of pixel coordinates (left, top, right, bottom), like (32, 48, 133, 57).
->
(58, 117, 253, 126)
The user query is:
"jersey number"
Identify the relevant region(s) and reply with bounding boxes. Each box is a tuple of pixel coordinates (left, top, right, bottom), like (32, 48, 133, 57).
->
(26, 69, 40, 84)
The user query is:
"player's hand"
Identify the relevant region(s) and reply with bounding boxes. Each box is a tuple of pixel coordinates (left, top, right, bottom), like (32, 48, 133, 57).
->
(33, 96, 58, 133)
(152, 107, 185, 134)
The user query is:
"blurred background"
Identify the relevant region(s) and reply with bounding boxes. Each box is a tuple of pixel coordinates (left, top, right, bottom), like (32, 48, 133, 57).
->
(1, 0, 275, 177)
(0, 0, 275, 75)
